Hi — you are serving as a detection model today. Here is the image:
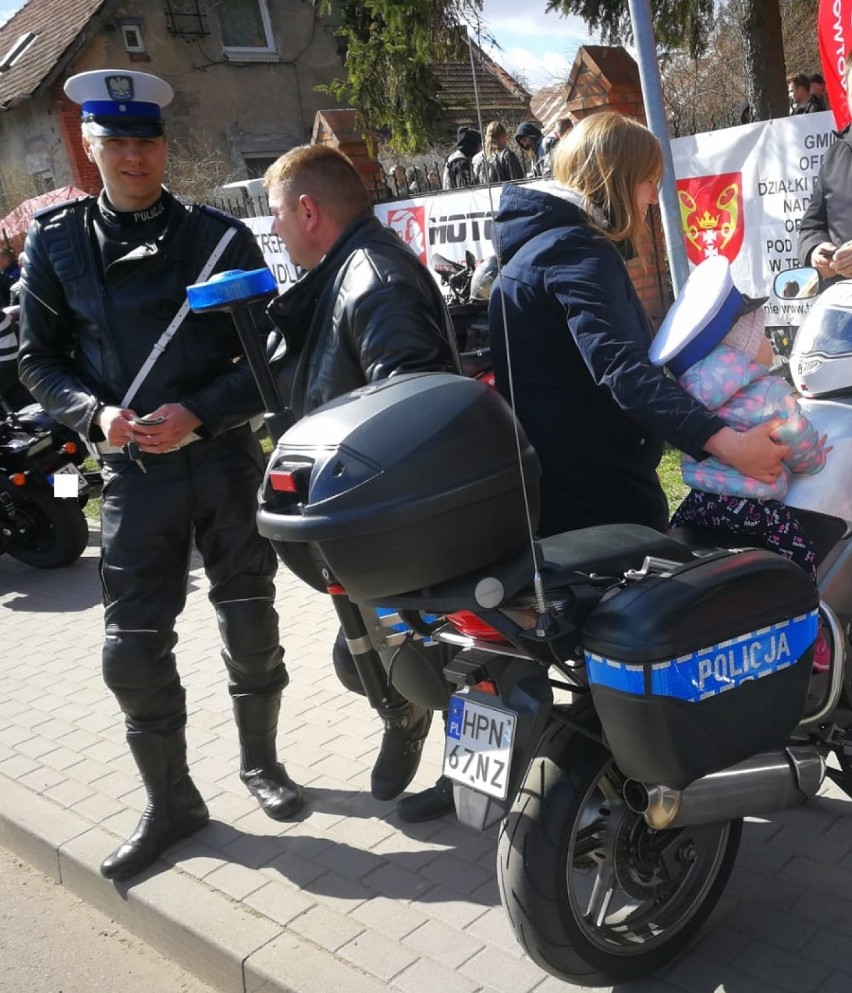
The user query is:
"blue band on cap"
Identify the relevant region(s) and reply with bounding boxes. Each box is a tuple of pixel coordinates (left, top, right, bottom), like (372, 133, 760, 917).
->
(667, 285, 744, 376)
(81, 100, 162, 120)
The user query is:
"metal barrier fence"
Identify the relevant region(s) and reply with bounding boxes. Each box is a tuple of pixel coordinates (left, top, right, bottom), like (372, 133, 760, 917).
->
(207, 153, 539, 219)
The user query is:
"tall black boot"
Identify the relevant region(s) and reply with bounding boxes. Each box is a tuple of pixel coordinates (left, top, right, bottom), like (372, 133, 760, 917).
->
(233, 691, 303, 821)
(396, 709, 455, 822)
(371, 700, 432, 801)
(100, 730, 209, 881)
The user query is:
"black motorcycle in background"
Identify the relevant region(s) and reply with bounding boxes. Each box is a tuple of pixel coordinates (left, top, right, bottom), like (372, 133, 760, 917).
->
(0, 303, 96, 569)
(432, 251, 496, 384)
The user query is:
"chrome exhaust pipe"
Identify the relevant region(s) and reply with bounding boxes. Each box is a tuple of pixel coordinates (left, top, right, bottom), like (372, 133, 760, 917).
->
(623, 746, 825, 830)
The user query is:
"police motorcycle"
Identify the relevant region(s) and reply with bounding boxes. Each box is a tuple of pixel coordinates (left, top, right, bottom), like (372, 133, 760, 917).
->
(187, 267, 852, 986)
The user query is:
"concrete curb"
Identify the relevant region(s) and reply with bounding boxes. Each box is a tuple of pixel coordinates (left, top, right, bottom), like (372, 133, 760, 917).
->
(0, 775, 387, 993)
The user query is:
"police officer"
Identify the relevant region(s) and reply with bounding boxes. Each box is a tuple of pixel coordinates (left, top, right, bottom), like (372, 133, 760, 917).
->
(18, 70, 302, 881)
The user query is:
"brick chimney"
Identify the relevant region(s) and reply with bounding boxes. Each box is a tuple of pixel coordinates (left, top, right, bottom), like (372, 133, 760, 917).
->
(51, 80, 102, 195)
(311, 109, 387, 204)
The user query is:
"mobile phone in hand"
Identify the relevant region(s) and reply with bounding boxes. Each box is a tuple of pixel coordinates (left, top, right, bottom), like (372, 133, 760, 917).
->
(823, 248, 836, 260)
(134, 415, 167, 426)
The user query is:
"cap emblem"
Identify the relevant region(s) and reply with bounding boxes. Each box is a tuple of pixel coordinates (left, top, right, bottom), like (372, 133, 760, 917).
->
(105, 75, 133, 102)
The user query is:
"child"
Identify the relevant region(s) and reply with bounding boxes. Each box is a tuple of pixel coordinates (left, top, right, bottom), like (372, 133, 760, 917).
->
(651, 256, 829, 585)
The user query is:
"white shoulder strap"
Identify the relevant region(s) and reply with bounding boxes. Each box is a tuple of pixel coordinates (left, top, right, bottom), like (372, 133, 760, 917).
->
(120, 225, 237, 409)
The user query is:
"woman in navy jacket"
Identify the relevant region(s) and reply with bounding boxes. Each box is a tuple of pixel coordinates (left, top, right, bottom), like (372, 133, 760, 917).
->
(488, 112, 789, 538)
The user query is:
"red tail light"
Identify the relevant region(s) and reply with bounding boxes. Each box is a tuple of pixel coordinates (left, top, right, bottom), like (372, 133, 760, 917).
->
(269, 470, 299, 492)
(446, 610, 507, 643)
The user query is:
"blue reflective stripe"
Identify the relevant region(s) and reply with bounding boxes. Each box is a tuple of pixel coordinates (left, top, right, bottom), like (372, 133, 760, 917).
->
(375, 606, 438, 635)
(585, 655, 646, 694)
(586, 610, 818, 703)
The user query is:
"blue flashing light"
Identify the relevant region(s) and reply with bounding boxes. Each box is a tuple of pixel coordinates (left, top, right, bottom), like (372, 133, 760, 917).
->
(187, 268, 277, 312)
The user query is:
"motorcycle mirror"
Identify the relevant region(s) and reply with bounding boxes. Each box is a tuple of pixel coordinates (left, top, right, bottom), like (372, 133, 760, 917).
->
(773, 266, 819, 301)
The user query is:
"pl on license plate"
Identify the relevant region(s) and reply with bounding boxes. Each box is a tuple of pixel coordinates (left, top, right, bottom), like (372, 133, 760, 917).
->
(443, 694, 516, 800)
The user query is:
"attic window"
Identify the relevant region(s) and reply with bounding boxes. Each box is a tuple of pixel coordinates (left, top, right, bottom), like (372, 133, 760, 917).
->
(118, 20, 146, 54)
(217, 0, 276, 56)
(0, 31, 36, 72)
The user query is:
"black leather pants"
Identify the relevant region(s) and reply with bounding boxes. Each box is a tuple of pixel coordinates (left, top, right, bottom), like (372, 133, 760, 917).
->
(98, 426, 288, 734)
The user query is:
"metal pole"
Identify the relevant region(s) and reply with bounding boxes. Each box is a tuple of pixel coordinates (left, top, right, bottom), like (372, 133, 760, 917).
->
(627, 0, 690, 295)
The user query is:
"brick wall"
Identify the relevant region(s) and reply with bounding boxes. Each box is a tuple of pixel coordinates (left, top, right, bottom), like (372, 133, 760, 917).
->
(51, 82, 102, 195)
(311, 109, 387, 205)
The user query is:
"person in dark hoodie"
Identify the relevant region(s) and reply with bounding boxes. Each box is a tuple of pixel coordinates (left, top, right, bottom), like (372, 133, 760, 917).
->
(442, 126, 482, 189)
(799, 52, 852, 283)
(514, 120, 548, 177)
(488, 111, 790, 539)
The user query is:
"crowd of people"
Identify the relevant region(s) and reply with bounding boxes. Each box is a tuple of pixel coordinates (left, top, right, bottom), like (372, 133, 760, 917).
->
(13, 62, 835, 882)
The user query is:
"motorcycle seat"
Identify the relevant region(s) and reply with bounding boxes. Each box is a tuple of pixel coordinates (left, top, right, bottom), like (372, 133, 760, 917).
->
(365, 523, 694, 613)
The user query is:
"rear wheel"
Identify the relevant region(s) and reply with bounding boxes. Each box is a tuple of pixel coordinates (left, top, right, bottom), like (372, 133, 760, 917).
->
(5, 487, 89, 568)
(497, 712, 742, 986)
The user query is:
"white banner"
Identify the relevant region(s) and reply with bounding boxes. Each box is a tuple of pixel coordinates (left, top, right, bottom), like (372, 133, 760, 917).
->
(670, 110, 836, 327)
(248, 112, 838, 328)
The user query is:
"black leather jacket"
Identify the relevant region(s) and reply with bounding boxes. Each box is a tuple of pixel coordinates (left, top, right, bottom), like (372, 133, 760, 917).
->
(18, 190, 267, 441)
(799, 126, 852, 268)
(267, 212, 460, 418)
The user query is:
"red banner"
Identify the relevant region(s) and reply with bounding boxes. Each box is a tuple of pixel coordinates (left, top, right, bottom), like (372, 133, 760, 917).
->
(818, 0, 852, 130)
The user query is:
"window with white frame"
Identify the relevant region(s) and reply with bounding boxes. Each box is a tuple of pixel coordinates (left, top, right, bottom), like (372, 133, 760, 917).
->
(216, 0, 276, 55)
(118, 19, 146, 54)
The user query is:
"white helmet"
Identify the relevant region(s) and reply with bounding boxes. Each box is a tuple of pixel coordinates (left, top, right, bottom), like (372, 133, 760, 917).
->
(790, 280, 852, 397)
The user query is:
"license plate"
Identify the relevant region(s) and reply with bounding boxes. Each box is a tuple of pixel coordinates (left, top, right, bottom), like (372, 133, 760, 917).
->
(52, 462, 88, 496)
(443, 694, 516, 800)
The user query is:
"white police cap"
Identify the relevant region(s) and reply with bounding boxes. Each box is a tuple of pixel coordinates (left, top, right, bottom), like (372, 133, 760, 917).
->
(649, 256, 745, 376)
(64, 70, 174, 138)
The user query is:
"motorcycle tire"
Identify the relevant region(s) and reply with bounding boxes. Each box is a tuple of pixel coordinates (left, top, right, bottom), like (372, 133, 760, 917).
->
(497, 703, 742, 986)
(5, 486, 89, 568)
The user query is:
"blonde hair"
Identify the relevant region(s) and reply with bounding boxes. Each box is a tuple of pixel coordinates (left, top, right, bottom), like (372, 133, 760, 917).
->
(264, 145, 371, 226)
(483, 121, 506, 163)
(551, 112, 662, 248)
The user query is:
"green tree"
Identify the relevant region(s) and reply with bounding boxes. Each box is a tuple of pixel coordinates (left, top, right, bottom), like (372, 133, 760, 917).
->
(317, 0, 486, 154)
(547, 0, 795, 121)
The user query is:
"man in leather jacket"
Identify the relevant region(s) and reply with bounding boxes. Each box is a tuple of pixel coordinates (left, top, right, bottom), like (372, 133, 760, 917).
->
(17, 70, 302, 881)
(264, 144, 460, 821)
(799, 54, 852, 283)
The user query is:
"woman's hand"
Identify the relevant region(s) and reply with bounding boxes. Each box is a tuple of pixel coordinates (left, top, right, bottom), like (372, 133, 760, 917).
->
(703, 422, 791, 484)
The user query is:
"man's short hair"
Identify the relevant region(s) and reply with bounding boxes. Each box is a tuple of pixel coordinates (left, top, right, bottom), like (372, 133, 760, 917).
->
(0, 247, 16, 263)
(264, 145, 370, 226)
(787, 72, 811, 89)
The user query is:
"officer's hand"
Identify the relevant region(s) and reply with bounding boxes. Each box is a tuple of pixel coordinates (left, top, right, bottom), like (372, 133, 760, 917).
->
(96, 405, 137, 446)
(131, 402, 202, 453)
(832, 241, 852, 278)
(813, 242, 839, 279)
(703, 422, 791, 485)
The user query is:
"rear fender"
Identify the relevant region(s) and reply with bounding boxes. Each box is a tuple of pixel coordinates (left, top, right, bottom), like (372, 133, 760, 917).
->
(446, 650, 553, 830)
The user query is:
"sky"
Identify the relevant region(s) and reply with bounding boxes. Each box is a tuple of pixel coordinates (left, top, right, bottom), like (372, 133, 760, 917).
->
(475, 1, 602, 91)
(0, 1, 600, 92)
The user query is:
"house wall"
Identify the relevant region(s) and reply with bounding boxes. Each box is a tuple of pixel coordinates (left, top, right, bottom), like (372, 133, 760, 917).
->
(2, 0, 345, 199)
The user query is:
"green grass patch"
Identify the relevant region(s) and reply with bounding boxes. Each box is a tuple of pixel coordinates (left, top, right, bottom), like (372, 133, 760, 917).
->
(659, 445, 688, 511)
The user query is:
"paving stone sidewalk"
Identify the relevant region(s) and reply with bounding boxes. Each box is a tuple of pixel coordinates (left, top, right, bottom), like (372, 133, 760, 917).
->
(3, 524, 852, 993)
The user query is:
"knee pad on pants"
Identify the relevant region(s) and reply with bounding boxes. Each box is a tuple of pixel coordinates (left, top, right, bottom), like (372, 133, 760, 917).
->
(102, 627, 185, 731)
(216, 597, 288, 693)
